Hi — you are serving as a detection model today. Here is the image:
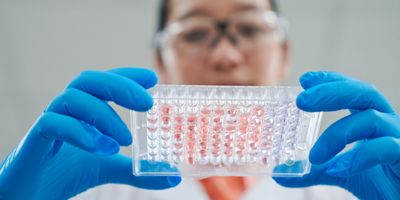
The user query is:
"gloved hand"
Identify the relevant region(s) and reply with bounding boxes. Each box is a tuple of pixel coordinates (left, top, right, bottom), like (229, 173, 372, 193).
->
(274, 71, 400, 200)
(0, 68, 181, 200)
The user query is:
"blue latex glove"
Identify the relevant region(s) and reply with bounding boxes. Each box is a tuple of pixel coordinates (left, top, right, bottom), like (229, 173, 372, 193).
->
(0, 68, 181, 200)
(273, 72, 400, 199)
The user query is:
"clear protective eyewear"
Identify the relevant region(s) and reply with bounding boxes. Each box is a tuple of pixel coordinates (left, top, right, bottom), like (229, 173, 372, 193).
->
(155, 11, 288, 56)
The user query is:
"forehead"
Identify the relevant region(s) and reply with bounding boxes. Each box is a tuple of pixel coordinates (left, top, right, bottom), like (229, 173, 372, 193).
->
(168, 0, 271, 22)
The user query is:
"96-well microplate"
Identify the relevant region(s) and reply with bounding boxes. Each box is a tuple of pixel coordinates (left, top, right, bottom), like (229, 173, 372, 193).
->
(131, 85, 322, 177)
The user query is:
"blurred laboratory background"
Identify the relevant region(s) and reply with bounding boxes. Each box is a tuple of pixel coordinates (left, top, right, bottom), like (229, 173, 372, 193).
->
(1, 0, 399, 159)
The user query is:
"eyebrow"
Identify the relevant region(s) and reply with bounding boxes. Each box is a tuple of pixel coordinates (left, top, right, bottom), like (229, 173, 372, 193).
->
(233, 3, 266, 13)
(178, 9, 210, 21)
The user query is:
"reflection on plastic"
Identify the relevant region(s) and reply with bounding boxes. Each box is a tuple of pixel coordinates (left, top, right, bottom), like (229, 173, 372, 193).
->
(131, 85, 322, 177)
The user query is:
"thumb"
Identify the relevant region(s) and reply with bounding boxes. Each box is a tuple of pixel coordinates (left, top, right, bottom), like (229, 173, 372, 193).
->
(98, 154, 181, 190)
(272, 159, 345, 188)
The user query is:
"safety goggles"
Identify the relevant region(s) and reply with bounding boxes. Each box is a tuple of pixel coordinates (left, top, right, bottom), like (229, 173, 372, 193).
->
(155, 11, 288, 56)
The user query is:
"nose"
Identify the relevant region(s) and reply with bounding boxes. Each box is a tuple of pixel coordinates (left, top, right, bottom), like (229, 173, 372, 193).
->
(208, 37, 243, 72)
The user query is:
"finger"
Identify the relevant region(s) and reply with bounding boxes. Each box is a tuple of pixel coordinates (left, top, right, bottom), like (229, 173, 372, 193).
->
(31, 112, 120, 155)
(98, 154, 181, 190)
(45, 88, 132, 146)
(273, 159, 345, 188)
(310, 110, 400, 164)
(68, 70, 153, 111)
(108, 67, 158, 89)
(297, 80, 394, 113)
(326, 137, 400, 178)
(299, 71, 356, 89)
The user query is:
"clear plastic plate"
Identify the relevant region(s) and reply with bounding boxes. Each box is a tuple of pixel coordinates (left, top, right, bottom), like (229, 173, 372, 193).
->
(131, 85, 322, 177)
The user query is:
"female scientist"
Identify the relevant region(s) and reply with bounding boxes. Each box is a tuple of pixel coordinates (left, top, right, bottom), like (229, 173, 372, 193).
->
(1, 0, 399, 199)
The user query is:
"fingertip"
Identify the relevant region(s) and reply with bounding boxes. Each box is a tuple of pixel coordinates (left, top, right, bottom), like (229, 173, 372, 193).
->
(143, 70, 158, 89)
(114, 122, 133, 146)
(124, 82, 154, 112)
(135, 92, 154, 112)
(108, 67, 158, 89)
(94, 135, 120, 155)
(296, 92, 308, 110)
(118, 133, 132, 146)
(299, 72, 316, 89)
(167, 176, 182, 187)
(299, 71, 352, 90)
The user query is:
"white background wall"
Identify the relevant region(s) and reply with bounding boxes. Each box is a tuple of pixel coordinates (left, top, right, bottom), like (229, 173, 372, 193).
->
(1, 0, 399, 159)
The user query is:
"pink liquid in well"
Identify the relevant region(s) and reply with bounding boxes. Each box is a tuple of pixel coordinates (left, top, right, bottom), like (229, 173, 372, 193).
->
(224, 142, 234, 148)
(161, 104, 171, 115)
(224, 149, 233, 156)
(212, 149, 220, 156)
(237, 142, 246, 150)
(187, 155, 195, 165)
(161, 126, 171, 132)
(147, 117, 157, 124)
(212, 134, 222, 140)
(227, 106, 237, 116)
(174, 125, 183, 132)
(201, 107, 211, 115)
(254, 106, 264, 117)
(187, 115, 197, 123)
(224, 134, 234, 141)
(200, 116, 210, 124)
(174, 133, 183, 140)
(200, 134, 208, 141)
(238, 132, 247, 140)
(174, 115, 183, 123)
(187, 132, 196, 140)
(215, 107, 224, 115)
(226, 125, 235, 133)
(213, 116, 223, 124)
(187, 141, 196, 150)
(199, 141, 207, 148)
(213, 125, 223, 132)
(147, 127, 157, 133)
(144, 102, 297, 167)
(199, 149, 207, 157)
(201, 125, 209, 133)
(174, 142, 183, 149)
(236, 150, 245, 157)
(161, 116, 170, 124)
(250, 133, 259, 141)
(252, 118, 261, 125)
(188, 125, 197, 132)
(240, 115, 249, 125)
(239, 125, 247, 133)
(173, 151, 183, 157)
(249, 142, 258, 149)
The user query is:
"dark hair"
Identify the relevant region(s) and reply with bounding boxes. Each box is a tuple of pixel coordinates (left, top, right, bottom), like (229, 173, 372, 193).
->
(156, 0, 279, 33)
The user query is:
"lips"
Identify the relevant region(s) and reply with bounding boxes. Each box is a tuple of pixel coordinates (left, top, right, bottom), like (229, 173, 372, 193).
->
(211, 68, 255, 86)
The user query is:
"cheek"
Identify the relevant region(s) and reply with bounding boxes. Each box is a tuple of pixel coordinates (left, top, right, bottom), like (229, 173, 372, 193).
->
(162, 50, 207, 84)
(244, 47, 283, 85)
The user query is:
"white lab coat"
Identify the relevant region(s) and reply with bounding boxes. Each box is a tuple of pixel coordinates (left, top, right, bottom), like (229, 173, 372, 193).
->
(73, 177, 356, 200)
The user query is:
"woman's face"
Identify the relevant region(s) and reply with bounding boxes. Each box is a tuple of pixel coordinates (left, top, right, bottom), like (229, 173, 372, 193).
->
(156, 0, 289, 86)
